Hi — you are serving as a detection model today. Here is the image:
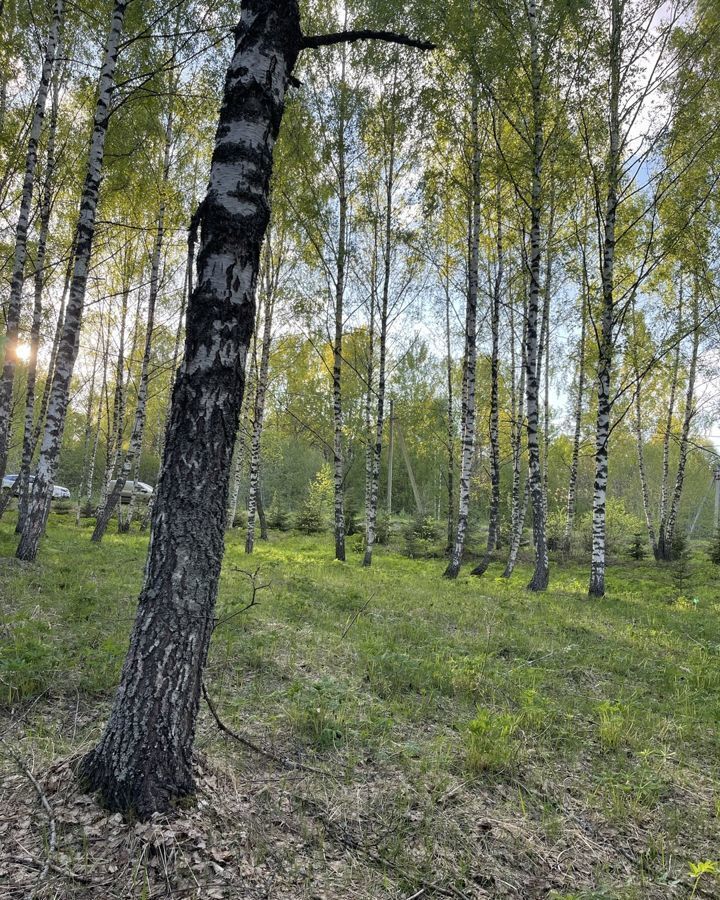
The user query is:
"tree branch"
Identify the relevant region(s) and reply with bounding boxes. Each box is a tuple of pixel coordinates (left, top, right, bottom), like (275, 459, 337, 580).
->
(302, 30, 435, 52)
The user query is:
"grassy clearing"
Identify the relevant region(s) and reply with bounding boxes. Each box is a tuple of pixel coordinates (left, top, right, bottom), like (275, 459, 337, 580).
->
(1, 515, 720, 898)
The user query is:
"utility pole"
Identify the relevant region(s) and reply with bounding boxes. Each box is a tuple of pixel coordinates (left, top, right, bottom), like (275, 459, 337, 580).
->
(714, 466, 720, 533)
(387, 398, 394, 517)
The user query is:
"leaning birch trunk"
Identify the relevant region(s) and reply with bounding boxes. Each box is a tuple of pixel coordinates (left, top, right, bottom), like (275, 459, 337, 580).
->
(14, 72, 60, 531)
(79, 0, 303, 817)
(16, 0, 131, 562)
(363, 87, 395, 568)
(563, 285, 587, 550)
(246, 267, 275, 554)
(91, 100, 173, 543)
(657, 282, 683, 559)
(0, 0, 63, 485)
(30, 255, 71, 457)
(472, 188, 502, 577)
(444, 82, 480, 580)
(589, 0, 620, 598)
(332, 49, 349, 562)
(525, 0, 549, 592)
(662, 287, 700, 559)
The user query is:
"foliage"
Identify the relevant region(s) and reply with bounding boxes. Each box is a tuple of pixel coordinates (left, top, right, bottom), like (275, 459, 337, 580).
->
(579, 498, 645, 558)
(295, 465, 333, 534)
(628, 533, 647, 561)
(402, 515, 443, 558)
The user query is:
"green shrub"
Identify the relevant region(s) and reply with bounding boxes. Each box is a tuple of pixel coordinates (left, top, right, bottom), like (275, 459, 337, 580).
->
(580, 498, 644, 557)
(403, 515, 443, 558)
(296, 465, 332, 534)
(628, 532, 647, 560)
(267, 492, 291, 531)
(710, 530, 720, 565)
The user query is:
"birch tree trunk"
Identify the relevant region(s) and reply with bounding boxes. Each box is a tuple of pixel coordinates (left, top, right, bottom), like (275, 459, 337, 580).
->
(364, 221, 377, 534)
(657, 280, 683, 559)
(246, 258, 275, 554)
(503, 292, 528, 579)
(332, 47, 349, 562)
(525, 0, 549, 592)
(15, 70, 60, 532)
(444, 83, 480, 580)
(16, 0, 131, 562)
(363, 79, 396, 568)
(472, 187, 502, 577)
(444, 256, 455, 553)
(630, 300, 658, 557)
(589, 0, 621, 598)
(563, 284, 587, 550)
(78, 2, 433, 819)
(661, 285, 700, 559)
(79, 0, 303, 817)
(98, 281, 130, 516)
(0, 0, 63, 485)
(92, 99, 173, 543)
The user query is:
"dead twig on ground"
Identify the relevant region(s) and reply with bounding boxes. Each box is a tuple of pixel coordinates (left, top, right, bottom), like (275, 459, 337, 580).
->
(341, 593, 375, 639)
(201, 682, 335, 778)
(0, 737, 57, 889)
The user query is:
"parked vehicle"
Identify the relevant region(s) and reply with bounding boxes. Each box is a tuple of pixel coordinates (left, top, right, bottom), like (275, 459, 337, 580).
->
(1, 474, 71, 500)
(107, 480, 154, 502)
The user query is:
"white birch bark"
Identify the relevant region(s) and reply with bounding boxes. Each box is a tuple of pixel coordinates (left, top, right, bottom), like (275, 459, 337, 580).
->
(444, 81, 480, 580)
(663, 286, 700, 557)
(245, 253, 275, 554)
(589, 0, 621, 598)
(16, 0, 132, 561)
(525, 0, 549, 591)
(0, 0, 63, 484)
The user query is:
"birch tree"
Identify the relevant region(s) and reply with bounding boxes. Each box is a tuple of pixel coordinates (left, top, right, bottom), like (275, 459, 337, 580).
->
(79, 0, 433, 817)
(0, 0, 63, 486)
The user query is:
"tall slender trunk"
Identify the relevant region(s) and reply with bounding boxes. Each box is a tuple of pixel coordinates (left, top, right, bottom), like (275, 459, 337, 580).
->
(98, 280, 131, 517)
(92, 99, 173, 542)
(364, 220, 377, 531)
(0, 0, 63, 485)
(246, 252, 275, 554)
(657, 279, 683, 558)
(14, 70, 60, 532)
(79, 0, 303, 817)
(227, 303, 261, 527)
(16, 0, 132, 561)
(661, 285, 700, 559)
(630, 300, 657, 557)
(76, 351, 99, 525)
(363, 74, 396, 568)
(444, 81, 480, 580)
(503, 289, 528, 579)
(332, 45, 349, 562)
(30, 252, 71, 456)
(472, 185, 502, 577)
(563, 284, 587, 549)
(589, 0, 621, 598)
(526, 0, 549, 591)
(444, 251, 455, 553)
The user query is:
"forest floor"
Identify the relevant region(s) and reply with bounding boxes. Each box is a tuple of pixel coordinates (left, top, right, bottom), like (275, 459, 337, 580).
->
(1, 515, 720, 899)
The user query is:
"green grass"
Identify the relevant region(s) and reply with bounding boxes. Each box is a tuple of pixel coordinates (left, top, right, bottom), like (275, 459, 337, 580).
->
(2, 514, 720, 898)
